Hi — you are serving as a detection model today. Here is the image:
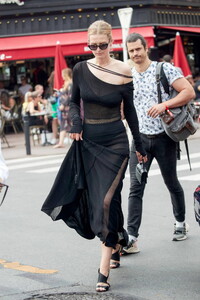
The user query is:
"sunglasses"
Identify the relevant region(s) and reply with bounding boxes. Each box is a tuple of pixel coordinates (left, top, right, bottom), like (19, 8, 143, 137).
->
(88, 43, 109, 51)
(0, 183, 9, 207)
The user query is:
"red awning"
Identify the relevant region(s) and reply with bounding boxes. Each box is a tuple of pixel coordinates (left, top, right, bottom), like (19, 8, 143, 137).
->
(0, 26, 154, 62)
(158, 26, 200, 34)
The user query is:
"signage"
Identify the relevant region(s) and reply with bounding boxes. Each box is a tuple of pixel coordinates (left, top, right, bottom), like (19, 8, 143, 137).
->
(0, 0, 24, 6)
(0, 53, 12, 60)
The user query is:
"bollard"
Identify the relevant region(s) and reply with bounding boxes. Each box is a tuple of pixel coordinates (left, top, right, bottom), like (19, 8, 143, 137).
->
(23, 116, 31, 155)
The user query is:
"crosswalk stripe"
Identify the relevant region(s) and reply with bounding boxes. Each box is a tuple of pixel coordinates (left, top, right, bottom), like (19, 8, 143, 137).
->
(7, 152, 200, 182)
(179, 174, 200, 181)
(8, 158, 63, 170)
(27, 167, 59, 174)
(6, 154, 64, 165)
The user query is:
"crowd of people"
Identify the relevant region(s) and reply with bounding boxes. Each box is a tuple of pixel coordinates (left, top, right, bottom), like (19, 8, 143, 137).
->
(0, 65, 73, 147)
(1, 19, 199, 294)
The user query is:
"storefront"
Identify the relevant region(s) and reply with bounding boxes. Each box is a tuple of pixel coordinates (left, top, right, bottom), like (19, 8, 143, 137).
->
(0, 0, 200, 88)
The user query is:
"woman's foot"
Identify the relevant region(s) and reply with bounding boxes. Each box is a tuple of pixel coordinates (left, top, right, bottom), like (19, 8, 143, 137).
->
(53, 144, 65, 148)
(110, 245, 121, 269)
(96, 269, 110, 292)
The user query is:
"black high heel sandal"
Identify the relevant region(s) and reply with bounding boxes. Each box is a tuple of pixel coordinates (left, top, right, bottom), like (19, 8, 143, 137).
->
(110, 249, 120, 269)
(110, 246, 121, 269)
(96, 269, 110, 292)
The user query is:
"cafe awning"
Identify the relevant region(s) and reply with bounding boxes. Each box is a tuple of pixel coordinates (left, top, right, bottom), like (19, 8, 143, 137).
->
(0, 26, 154, 62)
(158, 26, 200, 34)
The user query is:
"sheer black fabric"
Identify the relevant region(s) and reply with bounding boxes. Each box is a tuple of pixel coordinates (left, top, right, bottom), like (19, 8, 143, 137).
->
(42, 61, 145, 248)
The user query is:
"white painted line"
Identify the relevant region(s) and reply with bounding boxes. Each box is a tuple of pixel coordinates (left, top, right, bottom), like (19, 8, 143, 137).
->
(27, 167, 59, 174)
(179, 174, 200, 181)
(6, 154, 65, 165)
(8, 159, 63, 170)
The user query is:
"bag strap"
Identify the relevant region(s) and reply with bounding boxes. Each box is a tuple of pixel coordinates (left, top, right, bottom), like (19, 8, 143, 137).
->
(184, 139, 192, 171)
(156, 63, 192, 170)
(156, 62, 163, 104)
(156, 62, 171, 102)
(87, 62, 133, 79)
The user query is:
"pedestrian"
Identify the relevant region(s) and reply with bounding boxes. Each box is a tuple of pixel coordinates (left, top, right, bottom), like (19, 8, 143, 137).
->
(53, 68, 72, 148)
(41, 20, 147, 292)
(18, 76, 32, 103)
(122, 33, 195, 255)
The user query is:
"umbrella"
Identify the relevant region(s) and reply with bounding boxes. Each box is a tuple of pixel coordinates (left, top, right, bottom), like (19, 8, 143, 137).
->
(173, 32, 192, 77)
(53, 41, 67, 90)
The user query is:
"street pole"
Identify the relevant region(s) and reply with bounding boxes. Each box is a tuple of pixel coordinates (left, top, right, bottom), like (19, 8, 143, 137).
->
(23, 115, 31, 155)
(117, 7, 133, 62)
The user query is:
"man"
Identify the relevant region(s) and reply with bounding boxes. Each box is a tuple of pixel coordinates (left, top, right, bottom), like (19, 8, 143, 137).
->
(162, 54, 183, 75)
(122, 33, 195, 254)
(18, 76, 32, 103)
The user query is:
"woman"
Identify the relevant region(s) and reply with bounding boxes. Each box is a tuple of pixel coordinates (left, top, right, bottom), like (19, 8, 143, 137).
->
(42, 20, 147, 292)
(53, 68, 72, 148)
(23, 91, 48, 126)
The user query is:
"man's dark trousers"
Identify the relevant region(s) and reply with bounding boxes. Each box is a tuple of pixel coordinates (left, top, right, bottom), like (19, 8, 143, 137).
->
(127, 132, 185, 238)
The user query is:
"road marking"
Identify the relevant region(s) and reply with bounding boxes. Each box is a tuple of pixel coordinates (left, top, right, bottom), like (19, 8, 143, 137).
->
(27, 166, 59, 173)
(179, 174, 200, 181)
(6, 154, 65, 164)
(8, 158, 63, 170)
(0, 259, 58, 274)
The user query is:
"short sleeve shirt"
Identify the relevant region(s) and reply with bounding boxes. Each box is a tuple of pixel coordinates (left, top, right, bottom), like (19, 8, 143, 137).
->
(132, 61, 183, 135)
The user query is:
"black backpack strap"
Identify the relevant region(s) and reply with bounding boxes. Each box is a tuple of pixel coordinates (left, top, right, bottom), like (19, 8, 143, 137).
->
(156, 62, 163, 104)
(160, 64, 170, 95)
(184, 139, 192, 171)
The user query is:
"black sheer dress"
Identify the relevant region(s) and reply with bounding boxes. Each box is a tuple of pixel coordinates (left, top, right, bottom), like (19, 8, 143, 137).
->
(41, 61, 145, 248)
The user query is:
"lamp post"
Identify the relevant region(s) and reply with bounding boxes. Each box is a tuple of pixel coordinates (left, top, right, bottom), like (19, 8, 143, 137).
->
(117, 7, 133, 62)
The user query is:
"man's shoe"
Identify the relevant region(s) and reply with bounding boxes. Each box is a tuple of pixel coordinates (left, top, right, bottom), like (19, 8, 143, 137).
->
(172, 223, 189, 241)
(121, 240, 140, 255)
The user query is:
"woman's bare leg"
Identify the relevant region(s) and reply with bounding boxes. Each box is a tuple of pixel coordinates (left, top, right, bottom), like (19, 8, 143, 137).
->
(96, 243, 112, 292)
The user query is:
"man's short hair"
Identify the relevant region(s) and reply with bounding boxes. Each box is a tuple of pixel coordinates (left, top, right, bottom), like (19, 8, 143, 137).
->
(126, 33, 147, 49)
(162, 54, 172, 63)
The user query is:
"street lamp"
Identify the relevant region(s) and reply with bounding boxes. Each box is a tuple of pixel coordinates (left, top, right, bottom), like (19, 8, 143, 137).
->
(117, 7, 133, 62)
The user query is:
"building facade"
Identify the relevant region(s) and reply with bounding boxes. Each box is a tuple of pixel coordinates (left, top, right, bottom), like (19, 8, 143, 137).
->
(0, 0, 200, 84)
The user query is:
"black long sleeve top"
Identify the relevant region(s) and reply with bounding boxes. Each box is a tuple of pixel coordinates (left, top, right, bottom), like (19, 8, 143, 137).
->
(69, 61, 145, 155)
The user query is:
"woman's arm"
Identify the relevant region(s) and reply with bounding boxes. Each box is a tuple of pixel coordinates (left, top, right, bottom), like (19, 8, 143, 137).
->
(123, 81, 147, 161)
(69, 64, 83, 140)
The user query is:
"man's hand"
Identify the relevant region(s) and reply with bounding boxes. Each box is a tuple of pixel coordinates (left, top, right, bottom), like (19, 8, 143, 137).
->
(136, 151, 148, 163)
(147, 103, 166, 118)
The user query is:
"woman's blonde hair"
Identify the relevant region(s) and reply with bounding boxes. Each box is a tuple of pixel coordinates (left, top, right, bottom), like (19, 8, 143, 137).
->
(88, 20, 112, 42)
(62, 68, 72, 80)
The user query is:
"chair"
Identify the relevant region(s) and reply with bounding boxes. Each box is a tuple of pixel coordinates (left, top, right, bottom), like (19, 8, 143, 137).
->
(29, 125, 45, 146)
(0, 113, 10, 147)
(4, 104, 24, 134)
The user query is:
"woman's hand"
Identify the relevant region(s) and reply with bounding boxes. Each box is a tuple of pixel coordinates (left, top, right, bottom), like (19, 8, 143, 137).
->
(69, 131, 83, 141)
(136, 151, 148, 163)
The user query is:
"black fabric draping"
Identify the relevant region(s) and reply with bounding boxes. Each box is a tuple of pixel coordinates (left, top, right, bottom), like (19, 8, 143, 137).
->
(41, 138, 128, 247)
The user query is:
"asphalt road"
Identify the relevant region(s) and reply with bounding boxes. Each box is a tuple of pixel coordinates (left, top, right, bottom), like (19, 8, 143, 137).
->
(0, 136, 200, 300)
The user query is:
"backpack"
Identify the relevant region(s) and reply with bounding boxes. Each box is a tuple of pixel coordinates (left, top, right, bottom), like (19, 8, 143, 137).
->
(156, 62, 198, 143)
(194, 185, 200, 226)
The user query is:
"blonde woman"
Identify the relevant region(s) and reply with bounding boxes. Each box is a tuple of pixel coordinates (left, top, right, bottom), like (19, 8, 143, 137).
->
(42, 20, 147, 292)
(53, 68, 72, 148)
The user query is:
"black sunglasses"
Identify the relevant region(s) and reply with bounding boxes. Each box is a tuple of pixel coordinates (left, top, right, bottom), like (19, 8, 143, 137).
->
(0, 183, 9, 207)
(88, 43, 109, 51)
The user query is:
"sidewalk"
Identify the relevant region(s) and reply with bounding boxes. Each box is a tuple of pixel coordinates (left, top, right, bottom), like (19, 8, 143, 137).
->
(2, 132, 70, 160)
(2, 127, 200, 161)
